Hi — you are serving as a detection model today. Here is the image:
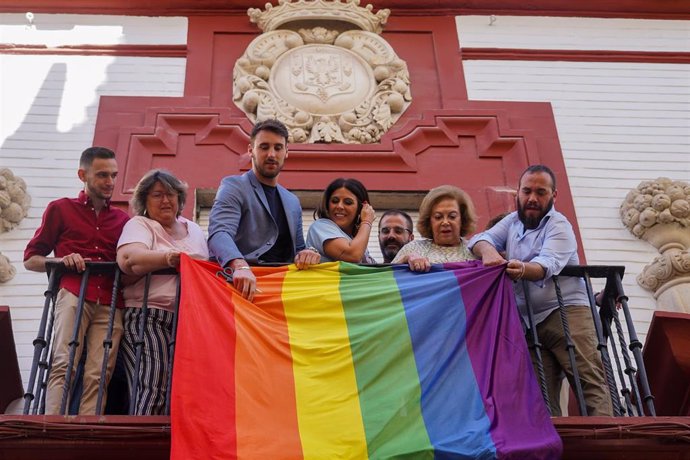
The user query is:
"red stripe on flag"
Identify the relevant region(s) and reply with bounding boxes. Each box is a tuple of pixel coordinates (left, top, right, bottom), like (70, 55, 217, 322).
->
(171, 256, 239, 460)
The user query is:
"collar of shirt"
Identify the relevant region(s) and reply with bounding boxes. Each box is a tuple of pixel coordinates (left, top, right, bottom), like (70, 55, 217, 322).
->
(515, 206, 555, 237)
(508, 206, 557, 284)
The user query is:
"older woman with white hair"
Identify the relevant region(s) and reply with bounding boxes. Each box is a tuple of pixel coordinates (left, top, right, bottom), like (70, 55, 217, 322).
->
(116, 169, 208, 414)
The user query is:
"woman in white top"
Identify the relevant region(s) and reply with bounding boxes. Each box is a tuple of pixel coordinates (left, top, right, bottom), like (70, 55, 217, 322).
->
(116, 169, 208, 415)
(306, 178, 376, 264)
(392, 185, 477, 271)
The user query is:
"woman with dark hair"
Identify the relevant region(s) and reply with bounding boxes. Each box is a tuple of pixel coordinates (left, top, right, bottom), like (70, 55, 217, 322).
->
(392, 185, 477, 272)
(306, 178, 376, 263)
(116, 169, 208, 414)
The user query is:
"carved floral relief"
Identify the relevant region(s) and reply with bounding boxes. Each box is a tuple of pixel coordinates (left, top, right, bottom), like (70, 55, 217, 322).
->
(0, 168, 30, 234)
(621, 177, 690, 312)
(620, 177, 690, 239)
(0, 168, 30, 283)
(234, 0, 412, 144)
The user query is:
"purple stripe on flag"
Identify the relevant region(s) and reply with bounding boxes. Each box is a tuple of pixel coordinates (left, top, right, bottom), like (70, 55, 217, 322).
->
(447, 261, 563, 460)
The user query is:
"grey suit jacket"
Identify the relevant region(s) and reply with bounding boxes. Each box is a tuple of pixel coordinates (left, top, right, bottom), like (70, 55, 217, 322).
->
(207, 170, 306, 267)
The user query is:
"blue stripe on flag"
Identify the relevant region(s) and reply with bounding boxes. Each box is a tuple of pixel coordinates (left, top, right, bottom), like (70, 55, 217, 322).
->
(393, 265, 497, 459)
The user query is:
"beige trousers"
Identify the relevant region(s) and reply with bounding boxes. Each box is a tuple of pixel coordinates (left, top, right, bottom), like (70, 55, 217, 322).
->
(45, 289, 123, 415)
(528, 305, 613, 417)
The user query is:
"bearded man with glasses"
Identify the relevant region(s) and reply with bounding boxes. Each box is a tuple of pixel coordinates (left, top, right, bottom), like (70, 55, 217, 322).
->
(378, 210, 414, 263)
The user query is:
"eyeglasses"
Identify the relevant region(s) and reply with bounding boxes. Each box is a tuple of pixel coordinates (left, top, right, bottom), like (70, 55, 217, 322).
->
(149, 192, 177, 201)
(380, 226, 412, 236)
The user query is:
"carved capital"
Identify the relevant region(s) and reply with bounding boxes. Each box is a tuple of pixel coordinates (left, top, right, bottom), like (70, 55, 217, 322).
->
(637, 249, 690, 292)
(0, 252, 16, 283)
(622, 178, 690, 311)
(0, 168, 31, 233)
(620, 177, 690, 248)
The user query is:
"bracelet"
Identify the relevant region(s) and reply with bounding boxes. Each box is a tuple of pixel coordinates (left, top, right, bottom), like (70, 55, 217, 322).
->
(361, 221, 373, 227)
(306, 246, 319, 253)
(165, 251, 176, 268)
(234, 266, 252, 272)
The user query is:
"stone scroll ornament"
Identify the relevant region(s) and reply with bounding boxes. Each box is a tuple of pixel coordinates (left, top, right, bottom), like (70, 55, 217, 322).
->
(620, 178, 690, 312)
(234, 0, 412, 144)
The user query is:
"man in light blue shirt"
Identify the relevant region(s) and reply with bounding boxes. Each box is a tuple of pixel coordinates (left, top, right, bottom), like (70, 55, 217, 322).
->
(469, 165, 612, 416)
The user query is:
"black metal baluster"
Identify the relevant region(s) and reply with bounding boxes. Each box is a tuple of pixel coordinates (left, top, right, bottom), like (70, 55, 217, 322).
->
(583, 270, 621, 416)
(600, 293, 633, 416)
(96, 267, 121, 415)
(60, 265, 91, 415)
(521, 280, 551, 412)
(165, 274, 182, 415)
(614, 273, 656, 416)
(23, 267, 59, 414)
(35, 293, 57, 415)
(129, 273, 152, 415)
(553, 275, 587, 416)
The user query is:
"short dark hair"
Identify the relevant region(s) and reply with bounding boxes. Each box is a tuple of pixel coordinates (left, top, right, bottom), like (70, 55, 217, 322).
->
(314, 178, 370, 235)
(417, 185, 477, 239)
(379, 209, 413, 233)
(79, 146, 115, 169)
(519, 164, 557, 191)
(250, 119, 289, 143)
(130, 169, 188, 218)
(485, 212, 510, 230)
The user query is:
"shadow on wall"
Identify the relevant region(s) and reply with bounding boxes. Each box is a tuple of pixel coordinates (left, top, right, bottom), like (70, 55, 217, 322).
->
(0, 59, 105, 410)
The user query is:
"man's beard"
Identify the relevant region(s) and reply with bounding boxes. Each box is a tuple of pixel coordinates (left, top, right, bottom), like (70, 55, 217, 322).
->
(86, 183, 112, 201)
(256, 161, 282, 179)
(518, 197, 554, 229)
(380, 238, 403, 263)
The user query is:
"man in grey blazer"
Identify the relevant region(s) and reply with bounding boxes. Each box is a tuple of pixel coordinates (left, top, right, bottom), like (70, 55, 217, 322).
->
(208, 119, 320, 301)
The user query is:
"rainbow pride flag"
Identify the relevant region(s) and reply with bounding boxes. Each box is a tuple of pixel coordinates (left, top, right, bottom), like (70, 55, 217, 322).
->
(171, 255, 561, 459)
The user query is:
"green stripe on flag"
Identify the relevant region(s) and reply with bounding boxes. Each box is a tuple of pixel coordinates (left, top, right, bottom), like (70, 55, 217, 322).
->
(339, 263, 434, 459)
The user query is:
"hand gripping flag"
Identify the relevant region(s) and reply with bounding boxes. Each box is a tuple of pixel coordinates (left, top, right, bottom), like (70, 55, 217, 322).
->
(171, 256, 562, 459)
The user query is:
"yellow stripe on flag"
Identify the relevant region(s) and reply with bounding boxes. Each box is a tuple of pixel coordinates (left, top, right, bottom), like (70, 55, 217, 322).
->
(282, 263, 369, 459)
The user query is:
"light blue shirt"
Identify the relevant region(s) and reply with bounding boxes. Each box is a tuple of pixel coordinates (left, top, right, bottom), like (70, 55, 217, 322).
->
(468, 207, 589, 326)
(306, 218, 375, 263)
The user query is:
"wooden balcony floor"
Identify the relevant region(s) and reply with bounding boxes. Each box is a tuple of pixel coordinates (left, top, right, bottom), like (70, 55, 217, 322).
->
(1, 415, 689, 459)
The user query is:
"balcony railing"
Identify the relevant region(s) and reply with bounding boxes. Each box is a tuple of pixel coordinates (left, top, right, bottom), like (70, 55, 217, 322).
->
(23, 261, 655, 417)
(22, 261, 179, 416)
(526, 265, 655, 417)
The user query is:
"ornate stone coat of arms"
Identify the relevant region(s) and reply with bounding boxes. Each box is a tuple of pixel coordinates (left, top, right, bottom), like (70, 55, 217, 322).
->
(233, 0, 412, 144)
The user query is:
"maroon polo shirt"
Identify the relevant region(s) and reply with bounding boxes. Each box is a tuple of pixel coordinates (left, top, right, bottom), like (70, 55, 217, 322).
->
(24, 190, 129, 307)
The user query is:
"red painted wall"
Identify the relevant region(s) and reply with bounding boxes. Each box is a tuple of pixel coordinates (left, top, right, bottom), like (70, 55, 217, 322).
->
(92, 14, 583, 257)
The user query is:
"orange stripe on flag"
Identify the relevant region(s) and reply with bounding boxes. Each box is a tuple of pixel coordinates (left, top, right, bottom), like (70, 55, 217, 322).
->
(235, 266, 304, 459)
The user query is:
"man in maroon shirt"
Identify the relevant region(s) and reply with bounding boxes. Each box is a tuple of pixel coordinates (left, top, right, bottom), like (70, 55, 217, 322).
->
(24, 147, 129, 415)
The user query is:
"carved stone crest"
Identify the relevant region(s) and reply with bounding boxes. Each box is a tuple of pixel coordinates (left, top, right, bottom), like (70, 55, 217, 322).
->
(272, 44, 373, 111)
(234, 0, 412, 144)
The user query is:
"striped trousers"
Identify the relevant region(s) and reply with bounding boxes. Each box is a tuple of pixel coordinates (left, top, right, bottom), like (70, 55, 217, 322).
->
(121, 307, 174, 415)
